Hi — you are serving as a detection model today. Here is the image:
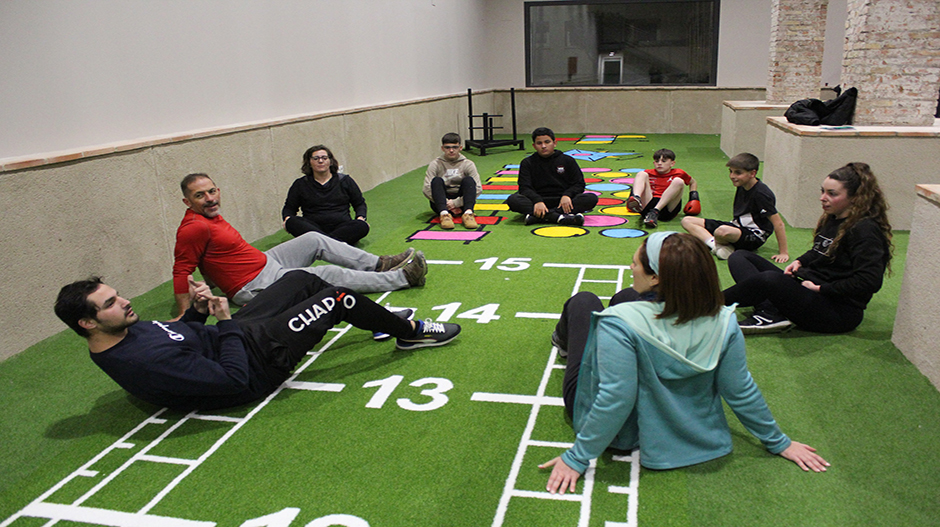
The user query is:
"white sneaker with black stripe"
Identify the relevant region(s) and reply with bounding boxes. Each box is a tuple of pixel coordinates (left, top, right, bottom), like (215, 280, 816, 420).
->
(738, 310, 793, 334)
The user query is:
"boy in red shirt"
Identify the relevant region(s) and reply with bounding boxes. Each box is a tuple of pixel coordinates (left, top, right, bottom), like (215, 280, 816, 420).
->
(627, 149, 698, 228)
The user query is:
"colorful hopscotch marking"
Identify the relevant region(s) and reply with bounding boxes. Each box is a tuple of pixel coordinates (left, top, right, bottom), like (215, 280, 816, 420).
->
(611, 178, 635, 185)
(577, 135, 616, 144)
(566, 149, 639, 162)
(475, 263, 640, 527)
(479, 194, 512, 201)
(490, 176, 517, 181)
(597, 198, 625, 206)
(496, 170, 519, 175)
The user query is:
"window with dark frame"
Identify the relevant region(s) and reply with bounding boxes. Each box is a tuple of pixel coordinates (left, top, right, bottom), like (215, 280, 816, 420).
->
(525, 0, 720, 87)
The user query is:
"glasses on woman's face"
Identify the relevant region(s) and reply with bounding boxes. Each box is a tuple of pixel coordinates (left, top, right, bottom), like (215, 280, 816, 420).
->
(311, 155, 330, 162)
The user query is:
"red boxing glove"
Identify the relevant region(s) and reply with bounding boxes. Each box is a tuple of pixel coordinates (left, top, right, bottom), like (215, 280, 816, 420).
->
(684, 190, 701, 215)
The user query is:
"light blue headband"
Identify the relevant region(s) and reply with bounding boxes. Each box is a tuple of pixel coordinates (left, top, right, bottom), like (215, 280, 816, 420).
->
(645, 231, 678, 275)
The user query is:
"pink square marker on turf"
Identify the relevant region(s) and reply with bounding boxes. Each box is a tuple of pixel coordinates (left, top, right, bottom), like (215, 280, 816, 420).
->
(409, 231, 488, 241)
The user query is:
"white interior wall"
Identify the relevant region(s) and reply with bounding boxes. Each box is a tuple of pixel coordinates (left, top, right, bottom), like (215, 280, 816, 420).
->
(0, 0, 487, 160)
(1, 1, 849, 161)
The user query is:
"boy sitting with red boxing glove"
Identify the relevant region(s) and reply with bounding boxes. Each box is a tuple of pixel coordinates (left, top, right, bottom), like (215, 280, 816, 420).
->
(627, 148, 700, 228)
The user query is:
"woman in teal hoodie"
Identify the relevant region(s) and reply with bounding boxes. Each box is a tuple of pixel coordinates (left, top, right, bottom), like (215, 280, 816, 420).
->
(541, 232, 829, 495)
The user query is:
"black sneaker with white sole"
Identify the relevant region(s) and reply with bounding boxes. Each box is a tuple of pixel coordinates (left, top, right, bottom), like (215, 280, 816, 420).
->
(643, 209, 659, 228)
(373, 308, 415, 341)
(551, 330, 568, 358)
(558, 213, 584, 226)
(396, 319, 461, 350)
(738, 311, 794, 334)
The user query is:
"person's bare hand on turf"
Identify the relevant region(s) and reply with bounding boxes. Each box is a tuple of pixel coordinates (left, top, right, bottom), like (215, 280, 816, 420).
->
(779, 441, 830, 472)
(539, 456, 581, 494)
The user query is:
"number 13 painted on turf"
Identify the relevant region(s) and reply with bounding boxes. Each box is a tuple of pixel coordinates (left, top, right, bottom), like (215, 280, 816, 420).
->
(362, 375, 453, 411)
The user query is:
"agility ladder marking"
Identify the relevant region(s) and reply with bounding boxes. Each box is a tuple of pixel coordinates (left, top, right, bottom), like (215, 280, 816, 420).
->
(1, 291, 395, 527)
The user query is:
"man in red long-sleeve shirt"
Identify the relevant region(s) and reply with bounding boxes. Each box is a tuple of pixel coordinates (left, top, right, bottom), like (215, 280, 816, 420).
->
(172, 173, 426, 317)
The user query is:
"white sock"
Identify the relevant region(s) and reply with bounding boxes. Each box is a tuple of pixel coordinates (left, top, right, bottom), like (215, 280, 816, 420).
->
(705, 237, 716, 250)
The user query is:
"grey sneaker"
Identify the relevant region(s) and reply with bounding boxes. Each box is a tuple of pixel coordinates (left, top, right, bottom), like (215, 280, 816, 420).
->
(643, 209, 659, 228)
(396, 319, 461, 350)
(401, 250, 427, 287)
(551, 330, 568, 358)
(377, 247, 416, 272)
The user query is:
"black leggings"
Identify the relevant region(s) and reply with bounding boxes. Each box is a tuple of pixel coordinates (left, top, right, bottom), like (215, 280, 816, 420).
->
(284, 215, 369, 246)
(555, 289, 643, 417)
(428, 176, 477, 214)
(555, 292, 605, 417)
(505, 192, 599, 219)
(722, 251, 863, 333)
(235, 271, 413, 380)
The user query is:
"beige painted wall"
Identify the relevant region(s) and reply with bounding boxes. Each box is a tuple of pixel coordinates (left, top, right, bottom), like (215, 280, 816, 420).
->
(492, 87, 765, 136)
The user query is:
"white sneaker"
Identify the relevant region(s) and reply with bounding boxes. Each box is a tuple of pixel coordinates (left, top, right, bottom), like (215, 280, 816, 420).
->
(713, 244, 734, 260)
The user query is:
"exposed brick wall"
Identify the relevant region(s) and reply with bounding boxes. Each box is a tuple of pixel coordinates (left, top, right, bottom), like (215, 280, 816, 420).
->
(841, 0, 940, 125)
(766, 0, 829, 104)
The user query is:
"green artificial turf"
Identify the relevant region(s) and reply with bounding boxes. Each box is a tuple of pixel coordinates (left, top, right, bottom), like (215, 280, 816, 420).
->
(2, 133, 938, 527)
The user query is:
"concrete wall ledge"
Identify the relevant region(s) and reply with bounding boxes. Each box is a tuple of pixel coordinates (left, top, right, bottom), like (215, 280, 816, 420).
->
(893, 184, 940, 392)
(720, 101, 789, 158)
(762, 116, 940, 230)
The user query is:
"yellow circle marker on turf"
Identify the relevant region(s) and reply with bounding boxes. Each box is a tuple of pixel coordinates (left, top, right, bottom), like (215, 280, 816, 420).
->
(533, 226, 588, 238)
(474, 203, 509, 211)
(601, 206, 639, 216)
(613, 191, 633, 198)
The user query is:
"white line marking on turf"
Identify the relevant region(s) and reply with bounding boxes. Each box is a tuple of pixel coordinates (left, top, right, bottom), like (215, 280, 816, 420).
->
(138, 455, 197, 466)
(18, 502, 215, 527)
(427, 259, 462, 265)
(528, 440, 574, 450)
(514, 312, 561, 319)
(285, 381, 346, 392)
(189, 414, 243, 423)
(470, 393, 564, 406)
(544, 263, 632, 270)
